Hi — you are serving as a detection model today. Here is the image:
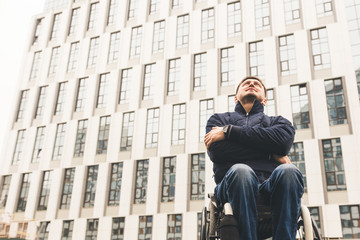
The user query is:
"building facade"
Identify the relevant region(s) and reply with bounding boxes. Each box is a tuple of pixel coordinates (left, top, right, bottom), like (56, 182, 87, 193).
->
(1, 0, 360, 239)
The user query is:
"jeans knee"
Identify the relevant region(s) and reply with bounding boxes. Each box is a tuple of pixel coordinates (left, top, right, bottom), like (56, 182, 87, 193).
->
(226, 164, 258, 185)
(273, 164, 304, 186)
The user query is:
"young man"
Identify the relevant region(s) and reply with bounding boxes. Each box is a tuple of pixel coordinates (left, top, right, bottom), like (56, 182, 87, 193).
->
(204, 76, 304, 240)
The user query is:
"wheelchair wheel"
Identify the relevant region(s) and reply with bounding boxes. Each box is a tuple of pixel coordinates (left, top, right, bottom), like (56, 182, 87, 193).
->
(200, 206, 209, 240)
(208, 201, 217, 238)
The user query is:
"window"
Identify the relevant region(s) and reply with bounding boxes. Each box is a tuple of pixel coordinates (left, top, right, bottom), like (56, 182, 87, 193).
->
(134, 160, 149, 204)
(87, 2, 99, 31)
(279, 34, 297, 76)
(130, 26, 142, 59)
(119, 68, 132, 104)
(220, 47, 235, 86)
(145, 108, 159, 148)
(50, 13, 61, 40)
(111, 217, 125, 239)
(325, 78, 348, 125)
(172, 104, 186, 145)
(290, 84, 310, 129)
(310, 27, 331, 70)
(108, 162, 123, 206)
(201, 8, 214, 43)
(167, 214, 182, 240)
(255, 0, 270, 31)
(97, 116, 111, 154)
(74, 119, 88, 157)
(16, 222, 28, 239)
(193, 53, 207, 91)
(12, 130, 26, 165)
(34, 86, 48, 119)
(128, 0, 138, 20)
(38, 171, 52, 211)
(96, 73, 110, 108)
(61, 220, 74, 240)
(288, 142, 307, 190)
(152, 20, 165, 54)
(16, 173, 31, 212)
(31, 126, 45, 163)
(67, 42, 80, 72)
(83, 165, 99, 208)
(345, 1, 360, 71)
(0, 175, 11, 208)
(149, 0, 159, 15)
(54, 82, 67, 115)
(107, 0, 119, 26)
(53, 123, 66, 160)
(161, 156, 176, 202)
(176, 14, 189, 48)
(138, 216, 152, 239)
(75, 78, 88, 112)
(190, 153, 205, 200)
(60, 168, 75, 209)
(284, 0, 301, 24)
(322, 138, 346, 191)
(86, 219, 99, 240)
(142, 63, 156, 100)
(68, 8, 80, 36)
(0, 223, 10, 237)
(264, 89, 275, 116)
(108, 31, 121, 63)
(308, 207, 321, 233)
(227, 1, 241, 38)
(120, 112, 134, 151)
(16, 90, 29, 121)
(38, 221, 50, 240)
(172, 0, 183, 8)
(167, 58, 181, 96)
(87, 37, 100, 68)
(32, 18, 43, 45)
(249, 41, 264, 79)
(197, 212, 202, 240)
(316, 0, 333, 17)
(228, 95, 236, 112)
(339, 205, 360, 238)
(199, 99, 213, 142)
(29, 51, 42, 81)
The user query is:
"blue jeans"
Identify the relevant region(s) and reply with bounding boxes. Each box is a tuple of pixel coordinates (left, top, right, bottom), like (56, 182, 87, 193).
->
(215, 163, 304, 240)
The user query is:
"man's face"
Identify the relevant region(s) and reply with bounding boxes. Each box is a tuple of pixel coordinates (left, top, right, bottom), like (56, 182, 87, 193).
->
(234, 79, 267, 105)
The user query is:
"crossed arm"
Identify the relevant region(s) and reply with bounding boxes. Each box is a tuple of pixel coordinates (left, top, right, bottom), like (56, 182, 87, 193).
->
(205, 116, 295, 164)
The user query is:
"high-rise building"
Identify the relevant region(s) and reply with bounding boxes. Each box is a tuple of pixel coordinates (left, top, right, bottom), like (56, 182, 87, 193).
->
(1, 0, 360, 239)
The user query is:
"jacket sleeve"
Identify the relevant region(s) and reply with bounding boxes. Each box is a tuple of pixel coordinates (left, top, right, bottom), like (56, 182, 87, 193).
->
(227, 116, 295, 156)
(206, 114, 253, 163)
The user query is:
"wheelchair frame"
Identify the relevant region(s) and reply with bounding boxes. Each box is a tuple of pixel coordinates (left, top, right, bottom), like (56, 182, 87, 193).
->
(200, 194, 322, 240)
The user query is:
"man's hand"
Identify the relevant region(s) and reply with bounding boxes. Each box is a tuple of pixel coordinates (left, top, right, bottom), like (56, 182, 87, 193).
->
(204, 127, 225, 149)
(272, 154, 292, 164)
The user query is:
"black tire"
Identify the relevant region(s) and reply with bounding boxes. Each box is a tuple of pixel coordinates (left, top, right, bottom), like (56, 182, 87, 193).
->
(201, 207, 209, 240)
(208, 202, 217, 238)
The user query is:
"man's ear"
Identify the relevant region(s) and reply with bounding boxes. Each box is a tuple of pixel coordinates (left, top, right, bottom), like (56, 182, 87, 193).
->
(260, 98, 267, 106)
(234, 95, 239, 103)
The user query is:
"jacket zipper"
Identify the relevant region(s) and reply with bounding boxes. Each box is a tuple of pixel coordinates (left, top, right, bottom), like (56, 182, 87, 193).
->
(246, 112, 249, 125)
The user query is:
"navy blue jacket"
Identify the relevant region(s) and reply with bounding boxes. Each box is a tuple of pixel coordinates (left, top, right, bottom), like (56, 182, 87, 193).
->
(206, 100, 295, 184)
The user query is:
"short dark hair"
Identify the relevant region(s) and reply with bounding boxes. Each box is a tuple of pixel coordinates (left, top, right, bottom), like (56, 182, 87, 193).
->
(235, 76, 267, 96)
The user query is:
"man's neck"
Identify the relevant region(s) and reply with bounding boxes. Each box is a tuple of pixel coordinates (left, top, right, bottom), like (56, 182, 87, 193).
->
(239, 101, 255, 114)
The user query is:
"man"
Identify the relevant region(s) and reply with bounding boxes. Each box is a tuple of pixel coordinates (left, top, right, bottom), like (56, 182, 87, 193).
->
(204, 76, 304, 240)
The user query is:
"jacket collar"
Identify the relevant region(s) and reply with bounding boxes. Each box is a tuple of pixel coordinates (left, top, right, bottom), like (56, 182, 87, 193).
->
(234, 99, 264, 115)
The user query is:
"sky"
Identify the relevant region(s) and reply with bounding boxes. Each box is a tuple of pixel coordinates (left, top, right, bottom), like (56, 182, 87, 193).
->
(0, 0, 44, 153)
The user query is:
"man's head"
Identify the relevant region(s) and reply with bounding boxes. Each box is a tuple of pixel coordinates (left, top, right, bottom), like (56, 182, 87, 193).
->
(234, 76, 267, 106)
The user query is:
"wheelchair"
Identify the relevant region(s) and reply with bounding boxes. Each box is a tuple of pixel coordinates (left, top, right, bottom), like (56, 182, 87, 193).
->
(200, 193, 322, 240)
